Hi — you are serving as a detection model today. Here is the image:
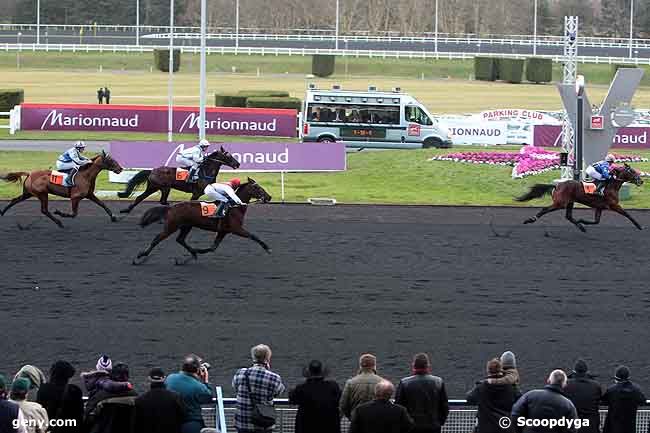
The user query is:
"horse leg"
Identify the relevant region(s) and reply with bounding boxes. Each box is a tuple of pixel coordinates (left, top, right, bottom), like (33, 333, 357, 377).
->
(159, 188, 171, 205)
(174, 226, 198, 265)
(523, 205, 563, 224)
(564, 203, 586, 232)
(609, 205, 643, 230)
(54, 197, 81, 218)
(194, 232, 226, 255)
(577, 208, 603, 226)
(86, 193, 118, 222)
(133, 230, 173, 265)
(232, 228, 272, 254)
(0, 191, 32, 216)
(39, 195, 64, 228)
(121, 183, 159, 214)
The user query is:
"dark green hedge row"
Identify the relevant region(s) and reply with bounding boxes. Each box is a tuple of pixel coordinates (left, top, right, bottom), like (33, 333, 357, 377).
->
(0, 89, 24, 113)
(153, 49, 181, 72)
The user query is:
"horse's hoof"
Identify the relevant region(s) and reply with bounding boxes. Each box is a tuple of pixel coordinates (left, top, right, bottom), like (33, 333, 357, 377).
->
(119, 209, 130, 214)
(577, 224, 586, 233)
(110, 215, 119, 222)
(133, 255, 148, 265)
(524, 217, 536, 224)
(266, 248, 272, 255)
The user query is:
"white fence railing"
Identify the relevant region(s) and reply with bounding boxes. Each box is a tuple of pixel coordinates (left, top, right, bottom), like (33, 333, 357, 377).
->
(0, 107, 20, 135)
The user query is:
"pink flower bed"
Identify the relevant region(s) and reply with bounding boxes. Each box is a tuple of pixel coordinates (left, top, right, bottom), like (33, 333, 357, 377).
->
(429, 146, 647, 178)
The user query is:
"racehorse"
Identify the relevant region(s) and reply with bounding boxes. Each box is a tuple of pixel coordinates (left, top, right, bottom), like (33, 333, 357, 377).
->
(133, 178, 272, 265)
(117, 147, 240, 214)
(515, 163, 644, 232)
(0, 151, 123, 228)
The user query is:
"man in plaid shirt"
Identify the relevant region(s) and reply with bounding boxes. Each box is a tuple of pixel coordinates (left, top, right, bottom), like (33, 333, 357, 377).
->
(232, 344, 285, 433)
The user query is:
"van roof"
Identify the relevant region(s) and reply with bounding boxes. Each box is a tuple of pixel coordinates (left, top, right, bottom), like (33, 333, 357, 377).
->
(306, 88, 406, 97)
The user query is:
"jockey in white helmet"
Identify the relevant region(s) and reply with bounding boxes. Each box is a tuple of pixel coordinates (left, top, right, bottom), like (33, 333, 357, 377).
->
(176, 139, 210, 183)
(585, 153, 616, 196)
(203, 178, 246, 217)
(56, 141, 92, 186)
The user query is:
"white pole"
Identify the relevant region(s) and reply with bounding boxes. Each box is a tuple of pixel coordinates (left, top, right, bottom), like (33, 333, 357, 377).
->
(281, 171, 285, 202)
(434, 0, 439, 53)
(533, 0, 537, 55)
(629, 0, 634, 58)
(36, 0, 40, 44)
(235, 0, 239, 50)
(199, 0, 207, 140)
(136, 0, 140, 45)
(335, 0, 339, 50)
(168, 0, 174, 143)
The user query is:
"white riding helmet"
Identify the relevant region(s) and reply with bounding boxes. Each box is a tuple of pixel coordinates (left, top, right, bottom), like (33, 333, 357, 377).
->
(605, 154, 615, 163)
(198, 139, 210, 148)
(74, 140, 86, 149)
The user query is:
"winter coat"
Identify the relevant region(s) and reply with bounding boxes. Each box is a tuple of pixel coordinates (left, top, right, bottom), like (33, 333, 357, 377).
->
(563, 374, 602, 433)
(395, 374, 449, 433)
(9, 400, 48, 433)
(289, 377, 342, 433)
(84, 388, 138, 433)
(601, 380, 646, 433)
(340, 371, 384, 419)
(81, 372, 131, 400)
(467, 377, 521, 433)
(164, 372, 213, 425)
(36, 361, 83, 433)
(511, 385, 578, 433)
(349, 399, 414, 433)
(134, 383, 186, 433)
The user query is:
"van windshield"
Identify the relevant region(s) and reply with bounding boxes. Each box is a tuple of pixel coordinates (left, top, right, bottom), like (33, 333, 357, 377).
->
(405, 106, 433, 126)
(307, 104, 400, 125)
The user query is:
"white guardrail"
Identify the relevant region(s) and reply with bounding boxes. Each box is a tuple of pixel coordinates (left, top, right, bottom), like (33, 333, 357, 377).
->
(0, 106, 20, 135)
(2, 43, 650, 65)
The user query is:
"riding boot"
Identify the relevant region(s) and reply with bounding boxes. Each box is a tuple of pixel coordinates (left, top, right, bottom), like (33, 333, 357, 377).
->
(66, 168, 78, 187)
(216, 202, 229, 218)
(186, 167, 197, 183)
(595, 181, 606, 196)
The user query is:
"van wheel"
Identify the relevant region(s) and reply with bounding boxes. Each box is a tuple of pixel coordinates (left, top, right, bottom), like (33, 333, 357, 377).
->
(423, 138, 443, 148)
(318, 136, 335, 143)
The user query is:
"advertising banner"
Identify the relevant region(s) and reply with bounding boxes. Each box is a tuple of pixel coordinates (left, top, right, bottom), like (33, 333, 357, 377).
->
(109, 141, 347, 172)
(479, 109, 561, 124)
(440, 120, 508, 145)
(533, 125, 650, 148)
(20, 103, 298, 137)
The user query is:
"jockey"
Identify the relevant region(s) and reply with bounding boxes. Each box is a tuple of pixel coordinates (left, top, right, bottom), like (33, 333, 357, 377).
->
(176, 139, 210, 183)
(585, 153, 616, 196)
(56, 141, 92, 186)
(204, 178, 246, 217)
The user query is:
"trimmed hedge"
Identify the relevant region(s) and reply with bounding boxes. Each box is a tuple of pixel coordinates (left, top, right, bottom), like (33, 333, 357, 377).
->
(312, 55, 336, 77)
(237, 90, 290, 97)
(498, 59, 524, 83)
(0, 89, 24, 112)
(474, 57, 497, 81)
(525, 58, 552, 83)
(153, 49, 181, 72)
(214, 93, 248, 107)
(246, 97, 302, 110)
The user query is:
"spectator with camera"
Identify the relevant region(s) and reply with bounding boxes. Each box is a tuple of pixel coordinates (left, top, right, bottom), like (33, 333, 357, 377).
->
(232, 344, 285, 433)
(165, 354, 214, 433)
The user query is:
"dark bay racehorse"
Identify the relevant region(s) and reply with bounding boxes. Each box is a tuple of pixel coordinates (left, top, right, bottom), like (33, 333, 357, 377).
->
(0, 151, 123, 227)
(133, 178, 272, 265)
(117, 147, 240, 214)
(516, 163, 644, 232)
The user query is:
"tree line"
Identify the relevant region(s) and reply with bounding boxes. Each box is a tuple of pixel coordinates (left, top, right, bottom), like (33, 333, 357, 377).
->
(2, 0, 650, 38)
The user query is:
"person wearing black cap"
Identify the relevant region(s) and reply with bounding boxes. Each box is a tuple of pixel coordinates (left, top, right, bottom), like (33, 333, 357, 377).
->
(289, 360, 342, 433)
(36, 361, 83, 433)
(601, 365, 646, 433)
(165, 354, 214, 433)
(563, 359, 602, 433)
(135, 368, 186, 433)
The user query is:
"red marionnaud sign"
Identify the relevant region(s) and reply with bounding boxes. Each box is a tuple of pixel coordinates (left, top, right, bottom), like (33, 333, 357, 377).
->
(19, 103, 298, 137)
(590, 115, 604, 130)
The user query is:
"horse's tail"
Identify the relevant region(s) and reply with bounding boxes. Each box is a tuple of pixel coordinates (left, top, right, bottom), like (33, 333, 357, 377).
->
(514, 184, 555, 202)
(117, 170, 151, 198)
(0, 172, 29, 184)
(139, 206, 170, 227)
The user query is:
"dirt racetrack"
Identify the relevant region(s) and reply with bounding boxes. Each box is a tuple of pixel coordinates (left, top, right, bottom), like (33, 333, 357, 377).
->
(1, 201, 649, 398)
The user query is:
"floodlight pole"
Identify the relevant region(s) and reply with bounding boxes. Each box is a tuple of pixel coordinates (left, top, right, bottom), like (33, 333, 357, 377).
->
(199, 0, 207, 140)
(335, 0, 340, 50)
(136, 0, 140, 45)
(235, 0, 240, 50)
(533, 0, 537, 55)
(36, 0, 40, 44)
(629, 0, 634, 58)
(434, 0, 439, 54)
(168, 0, 174, 142)
(575, 76, 585, 181)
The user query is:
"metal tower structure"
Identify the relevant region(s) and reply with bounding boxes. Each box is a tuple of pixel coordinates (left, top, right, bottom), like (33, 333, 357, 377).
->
(561, 16, 578, 180)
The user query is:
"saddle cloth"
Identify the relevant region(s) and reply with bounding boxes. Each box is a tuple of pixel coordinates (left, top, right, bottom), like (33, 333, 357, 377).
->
(200, 202, 218, 217)
(582, 182, 597, 194)
(49, 170, 68, 186)
(175, 168, 190, 181)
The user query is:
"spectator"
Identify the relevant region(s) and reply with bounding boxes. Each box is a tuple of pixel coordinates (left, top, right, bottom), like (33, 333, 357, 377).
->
(340, 354, 384, 420)
(466, 358, 520, 433)
(103, 87, 111, 105)
(601, 366, 646, 433)
(165, 354, 213, 433)
(349, 380, 414, 433)
(511, 369, 577, 433)
(563, 359, 601, 433)
(135, 368, 186, 433)
(36, 361, 83, 433)
(288, 360, 341, 433)
(0, 374, 28, 433)
(97, 88, 104, 104)
(487, 351, 520, 389)
(13, 366, 46, 401)
(395, 353, 449, 433)
(9, 379, 48, 433)
(81, 355, 133, 401)
(84, 363, 138, 433)
(232, 344, 285, 433)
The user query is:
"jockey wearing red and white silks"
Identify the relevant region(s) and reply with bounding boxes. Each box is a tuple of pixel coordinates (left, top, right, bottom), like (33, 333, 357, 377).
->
(204, 178, 245, 206)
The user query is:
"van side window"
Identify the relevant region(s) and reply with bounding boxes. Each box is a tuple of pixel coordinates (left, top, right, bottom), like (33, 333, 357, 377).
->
(405, 106, 433, 126)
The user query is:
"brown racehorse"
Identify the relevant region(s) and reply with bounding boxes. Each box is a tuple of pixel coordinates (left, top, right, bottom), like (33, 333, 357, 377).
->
(133, 178, 272, 265)
(0, 151, 123, 228)
(515, 163, 644, 232)
(117, 147, 240, 214)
